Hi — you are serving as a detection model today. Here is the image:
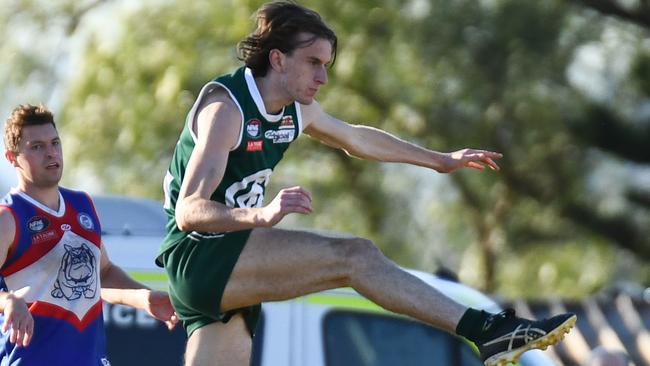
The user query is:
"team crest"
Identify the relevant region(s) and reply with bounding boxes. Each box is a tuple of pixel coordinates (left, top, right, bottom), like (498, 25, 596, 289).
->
(78, 213, 94, 231)
(246, 119, 262, 138)
(27, 216, 49, 233)
(51, 243, 97, 300)
(279, 116, 294, 129)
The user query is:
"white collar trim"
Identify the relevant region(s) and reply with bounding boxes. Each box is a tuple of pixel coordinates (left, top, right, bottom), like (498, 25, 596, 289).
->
(244, 68, 284, 122)
(11, 188, 66, 217)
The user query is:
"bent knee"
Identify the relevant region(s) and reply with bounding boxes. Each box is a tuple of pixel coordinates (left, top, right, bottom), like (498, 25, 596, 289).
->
(333, 237, 384, 268)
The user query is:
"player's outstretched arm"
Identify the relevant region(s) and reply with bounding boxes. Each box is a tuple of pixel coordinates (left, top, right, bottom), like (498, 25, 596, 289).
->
(99, 245, 178, 330)
(301, 101, 502, 173)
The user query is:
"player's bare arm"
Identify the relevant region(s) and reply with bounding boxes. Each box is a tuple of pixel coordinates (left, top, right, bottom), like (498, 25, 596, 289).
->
(99, 245, 177, 330)
(0, 208, 32, 347)
(301, 101, 502, 173)
(174, 88, 312, 233)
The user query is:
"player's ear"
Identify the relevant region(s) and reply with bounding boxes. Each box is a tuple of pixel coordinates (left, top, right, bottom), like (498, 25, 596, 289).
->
(269, 49, 285, 73)
(5, 150, 18, 166)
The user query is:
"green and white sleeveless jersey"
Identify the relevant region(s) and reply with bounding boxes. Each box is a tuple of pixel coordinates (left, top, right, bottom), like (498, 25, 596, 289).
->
(158, 67, 303, 263)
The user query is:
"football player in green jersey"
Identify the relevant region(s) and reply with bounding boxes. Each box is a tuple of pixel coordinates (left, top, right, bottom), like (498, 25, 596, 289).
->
(158, 2, 575, 365)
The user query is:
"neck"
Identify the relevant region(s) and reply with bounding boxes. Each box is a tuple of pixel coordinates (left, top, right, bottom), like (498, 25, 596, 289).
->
(255, 74, 291, 115)
(17, 181, 60, 211)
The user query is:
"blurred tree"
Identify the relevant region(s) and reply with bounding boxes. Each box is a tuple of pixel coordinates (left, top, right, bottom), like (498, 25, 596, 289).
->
(3, 0, 649, 298)
(564, 0, 650, 257)
(571, 0, 650, 29)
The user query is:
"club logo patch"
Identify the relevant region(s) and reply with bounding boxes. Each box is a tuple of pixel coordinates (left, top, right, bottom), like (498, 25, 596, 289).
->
(265, 129, 295, 144)
(246, 119, 262, 138)
(51, 243, 97, 300)
(246, 140, 263, 152)
(279, 115, 295, 129)
(27, 216, 49, 233)
(78, 213, 94, 231)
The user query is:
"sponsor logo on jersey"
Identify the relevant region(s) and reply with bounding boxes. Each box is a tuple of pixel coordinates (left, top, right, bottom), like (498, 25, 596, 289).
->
(279, 115, 294, 129)
(246, 119, 262, 138)
(27, 216, 49, 233)
(78, 213, 94, 231)
(61, 224, 72, 231)
(33, 230, 57, 244)
(246, 140, 263, 152)
(265, 129, 295, 144)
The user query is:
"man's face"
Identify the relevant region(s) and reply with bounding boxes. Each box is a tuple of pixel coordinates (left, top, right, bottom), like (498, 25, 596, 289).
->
(6, 123, 63, 189)
(279, 33, 332, 105)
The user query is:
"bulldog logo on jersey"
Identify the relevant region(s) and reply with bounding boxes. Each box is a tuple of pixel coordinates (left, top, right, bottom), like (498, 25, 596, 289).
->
(51, 243, 97, 300)
(27, 216, 49, 233)
(246, 119, 262, 138)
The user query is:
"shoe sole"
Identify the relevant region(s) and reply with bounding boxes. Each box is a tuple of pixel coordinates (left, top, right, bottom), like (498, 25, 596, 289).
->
(484, 314, 577, 366)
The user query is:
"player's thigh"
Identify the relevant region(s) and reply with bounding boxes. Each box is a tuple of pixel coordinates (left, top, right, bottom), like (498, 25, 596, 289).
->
(221, 228, 368, 311)
(186, 313, 251, 366)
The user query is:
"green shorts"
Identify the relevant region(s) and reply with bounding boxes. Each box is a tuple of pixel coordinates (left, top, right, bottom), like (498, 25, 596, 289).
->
(159, 230, 261, 337)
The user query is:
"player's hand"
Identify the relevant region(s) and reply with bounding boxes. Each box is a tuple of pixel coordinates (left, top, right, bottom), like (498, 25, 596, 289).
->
(441, 149, 503, 173)
(144, 290, 178, 331)
(2, 287, 33, 347)
(261, 186, 312, 227)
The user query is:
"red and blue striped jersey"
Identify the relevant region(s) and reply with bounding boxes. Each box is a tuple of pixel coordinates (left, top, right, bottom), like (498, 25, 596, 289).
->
(0, 187, 109, 365)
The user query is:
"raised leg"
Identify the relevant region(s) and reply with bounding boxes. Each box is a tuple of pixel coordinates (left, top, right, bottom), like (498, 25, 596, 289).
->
(221, 227, 467, 331)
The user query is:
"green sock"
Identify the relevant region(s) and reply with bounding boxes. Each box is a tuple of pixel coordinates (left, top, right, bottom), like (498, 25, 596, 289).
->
(455, 308, 491, 343)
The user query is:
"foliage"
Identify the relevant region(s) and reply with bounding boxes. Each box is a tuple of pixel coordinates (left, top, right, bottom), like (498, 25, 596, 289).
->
(3, 0, 649, 298)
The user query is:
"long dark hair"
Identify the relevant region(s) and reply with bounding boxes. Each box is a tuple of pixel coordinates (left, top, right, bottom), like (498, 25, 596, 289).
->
(237, 1, 337, 77)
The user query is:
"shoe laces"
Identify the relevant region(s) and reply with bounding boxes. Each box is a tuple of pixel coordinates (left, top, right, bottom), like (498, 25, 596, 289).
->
(482, 308, 516, 332)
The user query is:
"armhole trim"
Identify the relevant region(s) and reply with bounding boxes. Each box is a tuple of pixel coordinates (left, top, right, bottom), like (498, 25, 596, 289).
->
(187, 82, 245, 151)
(0, 206, 20, 266)
(295, 102, 304, 138)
